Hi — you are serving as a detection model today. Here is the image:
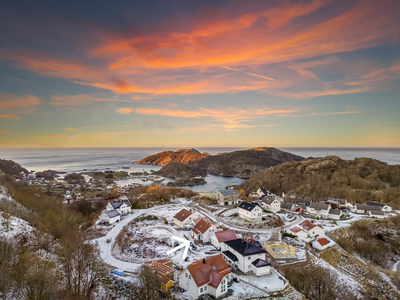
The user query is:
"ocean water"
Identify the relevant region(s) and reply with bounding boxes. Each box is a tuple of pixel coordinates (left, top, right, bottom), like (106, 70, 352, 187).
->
(0, 147, 399, 192)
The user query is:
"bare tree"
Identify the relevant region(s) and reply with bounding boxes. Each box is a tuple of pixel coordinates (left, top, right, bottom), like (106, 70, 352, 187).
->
(137, 265, 162, 300)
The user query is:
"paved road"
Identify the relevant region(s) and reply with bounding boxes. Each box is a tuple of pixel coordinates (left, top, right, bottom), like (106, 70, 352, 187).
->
(192, 203, 304, 235)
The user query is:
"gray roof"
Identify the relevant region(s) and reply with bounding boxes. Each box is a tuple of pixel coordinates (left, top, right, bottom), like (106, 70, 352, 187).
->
(329, 209, 342, 215)
(104, 210, 120, 218)
(356, 204, 381, 211)
(370, 210, 385, 216)
(110, 200, 132, 209)
(365, 201, 386, 207)
(238, 201, 259, 212)
(260, 195, 276, 205)
(217, 189, 238, 196)
(310, 202, 330, 211)
(281, 202, 294, 209)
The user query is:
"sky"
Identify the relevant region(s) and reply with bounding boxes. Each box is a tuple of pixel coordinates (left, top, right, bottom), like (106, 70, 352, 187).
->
(0, 0, 399, 148)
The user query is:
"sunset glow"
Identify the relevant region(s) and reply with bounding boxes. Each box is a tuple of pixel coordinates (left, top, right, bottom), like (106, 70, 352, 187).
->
(0, 0, 399, 147)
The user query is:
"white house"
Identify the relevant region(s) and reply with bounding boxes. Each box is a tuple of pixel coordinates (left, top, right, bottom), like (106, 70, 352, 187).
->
(99, 210, 120, 225)
(222, 238, 268, 275)
(328, 208, 342, 220)
(365, 201, 392, 212)
(238, 201, 262, 222)
(211, 230, 237, 250)
(178, 254, 231, 299)
(289, 220, 325, 243)
(216, 189, 239, 206)
(191, 219, 215, 243)
(250, 258, 271, 276)
(354, 204, 382, 214)
(369, 210, 386, 219)
(280, 202, 295, 211)
(312, 237, 330, 250)
(106, 200, 132, 215)
(173, 209, 198, 228)
(259, 195, 281, 212)
(307, 202, 331, 218)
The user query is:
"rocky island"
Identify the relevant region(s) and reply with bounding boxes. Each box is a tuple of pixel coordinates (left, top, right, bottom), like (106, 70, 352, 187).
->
(135, 147, 305, 179)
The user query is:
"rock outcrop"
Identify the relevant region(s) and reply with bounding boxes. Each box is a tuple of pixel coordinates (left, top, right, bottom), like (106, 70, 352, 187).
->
(133, 148, 211, 166)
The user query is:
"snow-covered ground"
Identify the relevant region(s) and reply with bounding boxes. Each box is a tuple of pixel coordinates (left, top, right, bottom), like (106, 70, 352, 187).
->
(237, 268, 287, 292)
(0, 213, 35, 239)
(392, 260, 400, 273)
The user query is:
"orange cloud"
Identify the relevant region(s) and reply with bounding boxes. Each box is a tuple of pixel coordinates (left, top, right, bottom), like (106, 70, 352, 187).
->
(0, 94, 40, 109)
(1, 0, 399, 99)
(65, 127, 77, 132)
(0, 114, 20, 120)
(50, 95, 111, 106)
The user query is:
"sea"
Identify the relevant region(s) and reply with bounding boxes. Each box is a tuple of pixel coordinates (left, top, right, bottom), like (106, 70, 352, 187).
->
(0, 147, 399, 192)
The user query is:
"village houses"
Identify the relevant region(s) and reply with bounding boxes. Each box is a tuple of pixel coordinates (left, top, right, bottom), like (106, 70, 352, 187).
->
(216, 189, 239, 206)
(222, 238, 270, 276)
(191, 219, 215, 243)
(210, 229, 238, 250)
(106, 199, 132, 215)
(99, 210, 120, 225)
(289, 220, 325, 243)
(306, 202, 331, 218)
(144, 259, 174, 292)
(173, 209, 198, 228)
(178, 254, 231, 299)
(238, 201, 263, 222)
(258, 195, 281, 212)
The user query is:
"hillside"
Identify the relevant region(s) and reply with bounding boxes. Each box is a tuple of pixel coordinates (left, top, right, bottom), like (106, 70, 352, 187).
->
(240, 156, 400, 208)
(133, 148, 211, 166)
(154, 147, 305, 179)
(0, 159, 28, 178)
(155, 161, 206, 178)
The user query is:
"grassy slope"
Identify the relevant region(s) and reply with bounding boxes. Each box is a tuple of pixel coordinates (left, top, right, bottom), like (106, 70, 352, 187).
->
(241, 156, 400, 208)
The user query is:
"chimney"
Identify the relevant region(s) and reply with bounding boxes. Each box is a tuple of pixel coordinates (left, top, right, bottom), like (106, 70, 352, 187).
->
(203, 258, 206, 264)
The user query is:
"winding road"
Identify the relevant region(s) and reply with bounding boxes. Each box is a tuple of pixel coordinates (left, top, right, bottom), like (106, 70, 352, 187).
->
(95, 202, 305, 271)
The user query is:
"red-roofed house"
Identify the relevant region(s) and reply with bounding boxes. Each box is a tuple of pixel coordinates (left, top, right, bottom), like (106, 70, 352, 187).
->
(144, 259, 174, 292)
(191, 219, 215, 243)
(178, 254, 231, 299)
(173, 209, 198, 228)
(312, 237, 331, 250)
(289, 220, 325, 243)
(210, 230, 238, 250)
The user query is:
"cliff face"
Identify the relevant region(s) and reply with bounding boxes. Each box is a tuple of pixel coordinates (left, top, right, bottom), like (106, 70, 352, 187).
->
(143, 147, 305, 179)
(133, 148, 211, 166)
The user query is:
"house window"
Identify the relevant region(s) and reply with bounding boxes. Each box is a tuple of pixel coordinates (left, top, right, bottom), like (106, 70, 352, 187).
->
(248, 256, 251, 260)
(200, 287, 203, 293)
(189, 275, 191, 279)
(248, 265, 251, 269)
(205, 286, 207, 290)
(221, 280, 226, 293)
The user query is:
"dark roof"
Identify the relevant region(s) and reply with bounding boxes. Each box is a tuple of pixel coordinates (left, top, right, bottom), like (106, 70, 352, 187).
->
(222, 250, 238, 262)
(110, 200, 131, 209)
(260, 188, 269, 195)
(251, 258, 270, 268)
(310, 202, 330, 210)
(217, 189, 238, 196)
(370, 210, 385, 216)
(329, 209, 342, 215)
(104, 210, 120, 218)
(260, 195, 276, 205)
(281, 203, 294, 209)
(224, 239, 266, 256)
(238, 201, 259, 212)
(356, 204, 381, 211)
(365, 201, 386, 208)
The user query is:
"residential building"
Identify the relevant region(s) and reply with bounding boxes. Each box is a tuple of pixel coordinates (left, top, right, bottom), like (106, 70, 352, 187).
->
(328, 208, 342, 220)
(211, 230, 238, 250)
(326, 198, 347, 208)
(99, 210, 120, 224)
(365, 201, 392, 212)
(191, 219, 215, 243)
(178, 254, 231, 299)
(354, 204, 382, 214)
(106, 199, 132, 215)
(289, 220, 325, 243)
(307, 202, 331, 218)
(312, 237, 330, 250)
(264, 242, 297, 261)
(259, 195, 281, 212)
(238, 201, 262, 222)
(222, 238, 269, 275)
(295, 197, 313, 207)
(280, 202, 295, 211)
(173, 209, 198, 228)
(369, 210, 386, 219)
(216, 189, 239, 206)
(144, 259, 174, 292)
